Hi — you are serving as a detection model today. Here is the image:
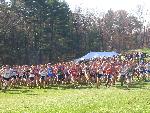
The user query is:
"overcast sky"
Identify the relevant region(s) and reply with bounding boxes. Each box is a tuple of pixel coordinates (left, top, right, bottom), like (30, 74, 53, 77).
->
(65, 0, 150, 23)
(65, 0, 149, 11)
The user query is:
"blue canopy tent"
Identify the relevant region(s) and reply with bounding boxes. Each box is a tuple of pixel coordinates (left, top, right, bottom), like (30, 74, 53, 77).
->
(75, 51, 118, 62)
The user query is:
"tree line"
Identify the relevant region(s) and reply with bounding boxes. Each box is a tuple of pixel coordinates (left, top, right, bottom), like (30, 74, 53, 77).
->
(0, 0, 150, 65)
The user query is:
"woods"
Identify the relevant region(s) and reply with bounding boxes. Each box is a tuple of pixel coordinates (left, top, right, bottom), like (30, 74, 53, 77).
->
(0, 0, 150, 65)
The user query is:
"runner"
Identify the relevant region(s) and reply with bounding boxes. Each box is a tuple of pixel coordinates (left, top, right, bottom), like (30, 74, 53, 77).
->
(139, 63, 146, 81)
(1, 65, 12, 92)
(34, 65, 40, 87)
(0, 66, 4, 90)
(18, 66, 24, 86)
(10, 65, 18, 88)
(39, 65, 47, 88)
(126, 64, 133, 88)
(96, 66, 103, 88)
(23, 65, 30, 86)
(47, 63, 54, 86)
(120, 64, 127, 87)
(57, 66, 64, 85)
(63, 65, 71, 84)
(105, 64, 113, 87)
(146, 62, 150, 80)
(29, 67, 35, 88)
(89, 65, 96, 86)
(84, 63, 91, 85)
(70, 65, 78, 85)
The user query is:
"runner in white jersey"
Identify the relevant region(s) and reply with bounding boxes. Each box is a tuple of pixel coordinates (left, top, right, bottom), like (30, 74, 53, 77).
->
(1, 65, 11, 92)
(10, 66, 18, 88)
(120, 65, 127, 87)
(39, 65, 47, 88)
(3, 65, 11, 81)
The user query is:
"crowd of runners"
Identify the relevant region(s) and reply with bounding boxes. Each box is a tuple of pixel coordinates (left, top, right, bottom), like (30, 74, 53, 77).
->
(0, 52, 149, 92)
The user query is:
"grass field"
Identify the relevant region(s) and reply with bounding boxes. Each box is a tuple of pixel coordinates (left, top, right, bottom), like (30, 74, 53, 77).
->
(0, 81, 150, 113)
(137, 48, 150, 53)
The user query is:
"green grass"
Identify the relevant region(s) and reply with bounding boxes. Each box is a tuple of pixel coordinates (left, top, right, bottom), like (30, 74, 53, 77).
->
(128, 48, 150, 54)
(137, 48, 150, 53)
(129, 48, 150, 55)
(0, 82, 150, 113)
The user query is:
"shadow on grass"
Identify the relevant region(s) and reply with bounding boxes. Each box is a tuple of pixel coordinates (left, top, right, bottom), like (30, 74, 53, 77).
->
(6, 87, 38, 95)
(115, 81, 150, 90)
(26, 93, 38, 95)
(2, 80, 149, 94)
(8, 92, 21, 94)
(1, 84, 94, 94)
(21, 89, 32, 93)
(6, 88, 33, 94)
(44, 84, 94, 90)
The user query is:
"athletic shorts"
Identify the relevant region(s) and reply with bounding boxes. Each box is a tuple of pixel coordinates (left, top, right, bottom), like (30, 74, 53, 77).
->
(104, 74, 107, 78)
(19, 76, 23, 79)
(41, 76, 45, 80)
(48, 74, 54, 77)
(120, 75, 125, 81)
(72, 74, 77, 77)
(121, 75, 125, 78)
(23, 75, 26, 78)
(65, 73, 69, 77)
(30, 77, 34, 81)
(35, 73, 40, 77)
(3, 77, 10, 81)
(80, 73, 84, 76)
(140, 71, 145, 74)
(11, 75, 17, 79)
(90, 74, 95, 78)
(58, 75, 64, 80)
(127, 76, 132, 79)
(27, 75, 30, 78)
(23, 75, 29, 79)
(47, 75, 54, 79)
(108, 75, 112, 79)
(97, 74, 103, 78)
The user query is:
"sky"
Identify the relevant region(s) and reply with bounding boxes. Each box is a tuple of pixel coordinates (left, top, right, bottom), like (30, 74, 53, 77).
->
(65, 0, 150, 23)
(65, 0, 149, 11)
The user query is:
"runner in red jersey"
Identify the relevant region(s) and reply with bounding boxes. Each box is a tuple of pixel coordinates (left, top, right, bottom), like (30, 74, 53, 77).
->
(63, 65, 71, 84)
(34, 65, 40, 87)
(70, 65, 77, 83)
(105, 64, 113, 87)
(111, 63, 117, 85)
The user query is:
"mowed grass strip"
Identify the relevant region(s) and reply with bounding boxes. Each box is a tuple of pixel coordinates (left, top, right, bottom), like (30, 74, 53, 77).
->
(0, 83, 150, 113)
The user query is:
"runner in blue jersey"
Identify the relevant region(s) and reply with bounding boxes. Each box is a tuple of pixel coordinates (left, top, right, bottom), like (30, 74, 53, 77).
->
(48, 67, 53, 77)
(47, 63, 54, 86)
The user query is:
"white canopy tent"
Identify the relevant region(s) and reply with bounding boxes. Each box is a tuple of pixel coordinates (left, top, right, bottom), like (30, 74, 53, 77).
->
(75, 51, 118, 62)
